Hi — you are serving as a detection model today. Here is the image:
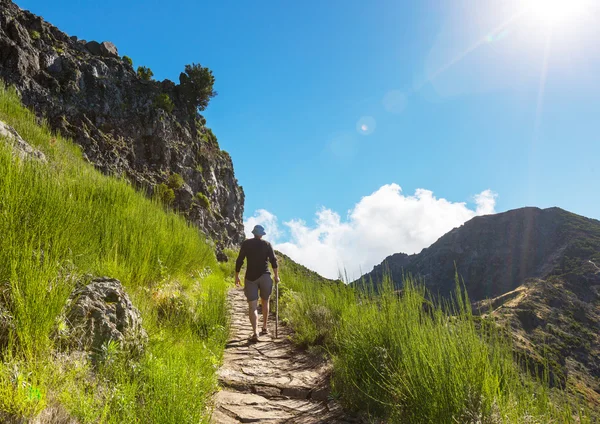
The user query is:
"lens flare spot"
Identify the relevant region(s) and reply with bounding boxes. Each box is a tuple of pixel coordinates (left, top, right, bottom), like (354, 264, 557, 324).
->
(356, 116, 376, 135)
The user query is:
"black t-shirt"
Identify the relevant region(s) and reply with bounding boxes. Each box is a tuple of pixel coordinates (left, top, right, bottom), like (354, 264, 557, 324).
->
(235, 238, 278, 281)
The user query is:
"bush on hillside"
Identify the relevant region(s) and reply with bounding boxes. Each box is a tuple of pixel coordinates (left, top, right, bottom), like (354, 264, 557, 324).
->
(195, 192, 210, 209)
(153, 93, 174, 113)
(154, 183, 175, 205)
(178, 63, 216, 114)
(122, 55, 133, 67)
(166, 173, 184, 190)
(137, 66, 153, 81)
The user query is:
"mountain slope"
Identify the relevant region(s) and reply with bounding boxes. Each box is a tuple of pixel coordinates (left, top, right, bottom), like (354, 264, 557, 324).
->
(477, 267, 600, 409)
(362, 207, 600, 301)
(0, 0, 244, 251)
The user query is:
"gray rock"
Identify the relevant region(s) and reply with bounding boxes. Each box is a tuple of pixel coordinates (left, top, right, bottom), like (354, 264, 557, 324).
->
(65, 277, 147, 356)
(99, 41, 118, 57)
(84, 40, 102, 56)
(0, 120, 47, 162)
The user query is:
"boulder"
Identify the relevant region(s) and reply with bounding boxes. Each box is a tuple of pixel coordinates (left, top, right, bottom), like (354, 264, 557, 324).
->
(65, 277, 147, 356)
(84, 40, 118, 58)
(84, 41, 102, 56)
(99, 41, 118, 58)
(0, 119, 47, 162)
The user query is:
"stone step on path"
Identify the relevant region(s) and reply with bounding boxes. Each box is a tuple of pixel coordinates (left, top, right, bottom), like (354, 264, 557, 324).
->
(211, 289, 360, 424)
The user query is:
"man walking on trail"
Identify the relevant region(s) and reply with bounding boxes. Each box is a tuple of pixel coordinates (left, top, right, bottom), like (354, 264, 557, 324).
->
(235, 224, 280, 342)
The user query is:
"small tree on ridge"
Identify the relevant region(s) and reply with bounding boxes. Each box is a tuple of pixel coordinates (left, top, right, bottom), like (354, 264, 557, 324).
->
(179, 63, 217, 114)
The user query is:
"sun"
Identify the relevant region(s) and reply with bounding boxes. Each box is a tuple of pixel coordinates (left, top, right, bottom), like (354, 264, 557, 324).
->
(526, 0, 589, 26)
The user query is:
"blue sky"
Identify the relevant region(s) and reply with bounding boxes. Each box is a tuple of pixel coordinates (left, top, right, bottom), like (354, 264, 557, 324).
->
(16, 0, 600, 277)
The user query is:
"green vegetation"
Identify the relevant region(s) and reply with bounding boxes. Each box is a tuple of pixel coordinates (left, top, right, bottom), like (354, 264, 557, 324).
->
(178, 63, 217, 114)
(153, 182, 175, 205)
(196, 192, 210, 209)
(136, 66, 153, 81)
(29, 30, 41, 40)
(279, 265, 589, 423)
(153, 93, 174, 113)
(200, 127, 218, 145)
(166, 172, 184, 190)
(0, 83, 231, 423)
(122, 55, 133, 67)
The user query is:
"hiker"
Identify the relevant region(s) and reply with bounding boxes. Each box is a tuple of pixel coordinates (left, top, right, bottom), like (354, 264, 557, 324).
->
(235, 224, 280, 342)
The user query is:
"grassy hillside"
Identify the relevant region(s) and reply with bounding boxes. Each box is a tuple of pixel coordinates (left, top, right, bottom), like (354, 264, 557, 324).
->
(279, 267, 592, 423)
(0, 83, 232, 423)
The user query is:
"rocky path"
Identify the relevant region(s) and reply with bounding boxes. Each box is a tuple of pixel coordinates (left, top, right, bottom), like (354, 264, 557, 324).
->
(211, 289, 359, 424)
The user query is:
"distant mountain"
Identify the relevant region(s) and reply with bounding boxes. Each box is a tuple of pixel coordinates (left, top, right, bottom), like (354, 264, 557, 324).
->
(360, 207, 600, 301)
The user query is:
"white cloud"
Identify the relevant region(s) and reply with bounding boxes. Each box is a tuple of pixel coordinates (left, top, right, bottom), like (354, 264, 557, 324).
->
(474, 189, 497, 215)
(243, 209, 281, 241)
(244, 184, 497, 281)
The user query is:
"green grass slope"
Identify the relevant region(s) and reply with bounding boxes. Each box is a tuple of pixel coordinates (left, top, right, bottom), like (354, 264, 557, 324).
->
(279, 267, 592, 423)
(0, 83, 233, 423)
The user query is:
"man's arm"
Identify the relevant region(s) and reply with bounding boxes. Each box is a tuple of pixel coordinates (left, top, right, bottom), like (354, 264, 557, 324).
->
(235, 242, 246, 287)
(268, 243, 280, 283)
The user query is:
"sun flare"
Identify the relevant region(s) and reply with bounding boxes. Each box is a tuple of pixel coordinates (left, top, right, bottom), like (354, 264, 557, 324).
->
(527, 0, 589, 26)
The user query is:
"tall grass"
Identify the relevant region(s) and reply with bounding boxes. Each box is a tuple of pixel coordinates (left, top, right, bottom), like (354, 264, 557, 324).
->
(280, 267, 588, 423)
(0, 83, 229, 422)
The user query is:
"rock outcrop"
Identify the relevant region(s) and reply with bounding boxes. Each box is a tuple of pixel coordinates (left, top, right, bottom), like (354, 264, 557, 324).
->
(0, 119, 46, 161)
(0, 0, 245, 251)
(64, 277, 147, 356)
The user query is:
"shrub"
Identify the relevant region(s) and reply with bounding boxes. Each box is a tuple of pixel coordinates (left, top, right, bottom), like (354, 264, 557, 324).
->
(137, 66, 154, 81)
(200, 128, 217, 145)
(154, 183, 175, 205)
(195, 164, 203, 173)
(195, 192, 210, 209)
(153, 93, 174, 113)
(166, 173, 184, 190)
(178, 63, 217, 114)
(29, 30, 41, 40)
(122, 55, 133, 67)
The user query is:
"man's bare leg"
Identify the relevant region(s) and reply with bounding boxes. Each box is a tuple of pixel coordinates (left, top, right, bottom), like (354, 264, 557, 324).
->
(261, 297, 269, 331)
(248, 300, 259, 337)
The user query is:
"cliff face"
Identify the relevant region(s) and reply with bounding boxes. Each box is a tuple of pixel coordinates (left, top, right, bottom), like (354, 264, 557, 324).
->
(361, 207, 600, 301)
(0, 0, 245, 252)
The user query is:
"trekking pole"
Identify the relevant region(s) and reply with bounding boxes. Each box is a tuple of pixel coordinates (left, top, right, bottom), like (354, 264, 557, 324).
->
(275, 280, 279, 339)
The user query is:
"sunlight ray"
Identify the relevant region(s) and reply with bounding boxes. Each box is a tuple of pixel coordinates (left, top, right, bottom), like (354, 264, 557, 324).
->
(527, 31, 553, 198)
(415, 10, 527, 91)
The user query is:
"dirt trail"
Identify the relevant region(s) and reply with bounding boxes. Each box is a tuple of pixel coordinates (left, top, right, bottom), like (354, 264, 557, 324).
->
(211, 289, 359, 424)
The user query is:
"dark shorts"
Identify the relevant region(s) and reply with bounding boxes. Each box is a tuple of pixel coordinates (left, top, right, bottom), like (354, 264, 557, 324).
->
(244, 273, 273, 302)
